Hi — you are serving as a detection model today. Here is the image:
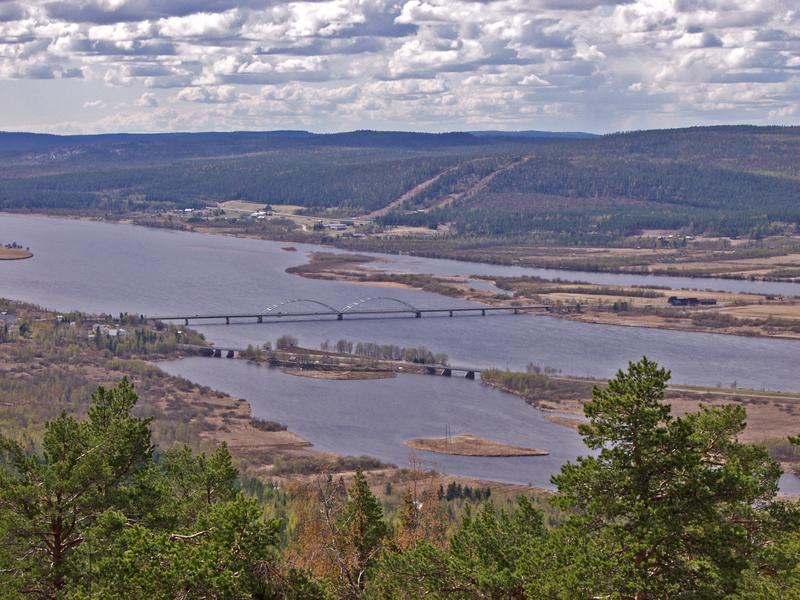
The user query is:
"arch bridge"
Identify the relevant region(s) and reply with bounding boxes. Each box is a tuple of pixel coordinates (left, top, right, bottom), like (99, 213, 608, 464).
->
(150, 296, 548, 325)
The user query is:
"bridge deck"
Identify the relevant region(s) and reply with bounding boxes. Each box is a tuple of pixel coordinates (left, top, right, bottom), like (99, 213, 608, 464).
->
(178, 344, 481, 373)
(153, 304, 548, 323)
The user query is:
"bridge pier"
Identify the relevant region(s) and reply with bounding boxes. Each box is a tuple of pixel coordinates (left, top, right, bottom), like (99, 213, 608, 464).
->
(442, 368, 452, 377)
(184, 318, 189, 326)
(465, 371, 475, 380)
(481, 309, 486, 316)
(449, 310, 453, 317)
(337, 313, 343, 320)
(225, 316, 230, 325)
(213, 349, 221, 358)
(226, 350, 234, 359)
(513, 308, 519, 314)
(426, 366, 436, 375)
(257, 316, 262, 323)
(415, 311, 421, 318)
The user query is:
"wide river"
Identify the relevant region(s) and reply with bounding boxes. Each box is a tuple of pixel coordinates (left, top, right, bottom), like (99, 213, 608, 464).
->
(2, 213, 799, 489)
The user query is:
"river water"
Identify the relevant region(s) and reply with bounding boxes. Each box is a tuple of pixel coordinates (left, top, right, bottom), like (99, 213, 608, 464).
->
(159, 357, 588, 488)
(371, 252, 800, 298)
(2, 213, 799, 489)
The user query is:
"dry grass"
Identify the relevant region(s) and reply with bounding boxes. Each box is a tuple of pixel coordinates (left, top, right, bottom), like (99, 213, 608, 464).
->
(718, 303, 800, 319)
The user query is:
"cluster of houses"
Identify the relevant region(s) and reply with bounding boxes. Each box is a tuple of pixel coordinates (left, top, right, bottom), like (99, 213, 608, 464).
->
(657, 234, 694, 241)
(667, 296, 717, 307)
(313, 220, 367, 237)
(86, 323, 127, 338)
(248, 209, 272, 220)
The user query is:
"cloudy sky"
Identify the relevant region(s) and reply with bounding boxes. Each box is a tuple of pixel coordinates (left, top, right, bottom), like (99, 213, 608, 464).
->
(0, 0, 797, 133)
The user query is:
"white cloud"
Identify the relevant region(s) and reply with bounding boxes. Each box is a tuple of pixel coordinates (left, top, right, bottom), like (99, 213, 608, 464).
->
(158, 9, 242, 39)
(0, 0, 796, 132)
(136, 91, 158, 106)
(177, 84, 237, 103)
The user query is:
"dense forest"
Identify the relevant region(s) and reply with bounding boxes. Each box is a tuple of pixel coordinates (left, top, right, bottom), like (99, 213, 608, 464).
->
(2, 358, 799, 599)
(1, 126, 799, 240)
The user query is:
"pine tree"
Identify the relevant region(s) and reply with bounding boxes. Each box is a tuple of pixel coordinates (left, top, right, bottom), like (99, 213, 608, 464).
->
(551, 357, 783, 599)
(342, 468, 389, 594)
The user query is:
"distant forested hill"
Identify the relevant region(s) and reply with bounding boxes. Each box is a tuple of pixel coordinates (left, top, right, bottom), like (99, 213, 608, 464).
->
(1, 126, 798, 240)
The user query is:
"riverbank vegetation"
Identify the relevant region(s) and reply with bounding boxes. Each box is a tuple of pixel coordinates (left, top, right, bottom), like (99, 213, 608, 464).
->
(0, 300, 388, 478)
(2, 358, 799, 598)
(482, 364, 800, 473)
(235, 338, 450, 380)
(319, 338, 448, 366)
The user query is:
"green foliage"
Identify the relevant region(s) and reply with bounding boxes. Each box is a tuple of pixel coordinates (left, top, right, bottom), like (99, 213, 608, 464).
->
(2, 360, 799, 599)
(370, 497, 545, 599)
(343, 469, 390, 586)
(70, 495, 280, 600)
(551, 357, 784, 598)
(0, 378, 153, 598)
(0, 380, 283, 600)
(0, 144, 463, 213)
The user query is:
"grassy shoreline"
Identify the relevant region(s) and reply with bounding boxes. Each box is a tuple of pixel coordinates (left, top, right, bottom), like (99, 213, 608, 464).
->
(479, 367, 800, 475)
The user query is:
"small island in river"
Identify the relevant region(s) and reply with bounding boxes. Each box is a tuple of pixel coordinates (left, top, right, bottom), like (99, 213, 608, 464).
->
(0, 244, 32, 260)
(405, 434, 548, 457)
(282, 367, 396, 380)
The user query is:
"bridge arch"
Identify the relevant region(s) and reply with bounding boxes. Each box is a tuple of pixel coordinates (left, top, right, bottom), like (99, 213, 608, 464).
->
(340, 296, 418, 313)
(262, 298, 339, 314)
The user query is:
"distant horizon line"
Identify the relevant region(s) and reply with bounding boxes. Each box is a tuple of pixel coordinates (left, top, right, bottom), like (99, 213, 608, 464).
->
(1, 123, 799, 138)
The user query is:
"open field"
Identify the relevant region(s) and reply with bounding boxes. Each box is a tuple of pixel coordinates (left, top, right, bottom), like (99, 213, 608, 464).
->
(405, 434, 548, 457)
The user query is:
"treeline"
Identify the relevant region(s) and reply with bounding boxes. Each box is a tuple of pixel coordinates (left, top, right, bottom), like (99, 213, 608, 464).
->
(0, 149, 465, 213)
(320, 338, 449, 365)
(3, 359, 800, 598)
(5, 125, 800, 240)
(89, 326, 197, 356)
(480, 364, 567, 402)
(380, 200, 796, 240)
(483, 155, 800, 213)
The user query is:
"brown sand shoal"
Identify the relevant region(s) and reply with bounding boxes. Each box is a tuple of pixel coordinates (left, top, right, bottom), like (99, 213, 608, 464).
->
(0, 248, 32, 260)
(405, 434, 548, 457)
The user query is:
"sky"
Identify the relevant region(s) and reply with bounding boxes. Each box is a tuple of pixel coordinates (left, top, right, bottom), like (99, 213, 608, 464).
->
(0, 0, 798, 134)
